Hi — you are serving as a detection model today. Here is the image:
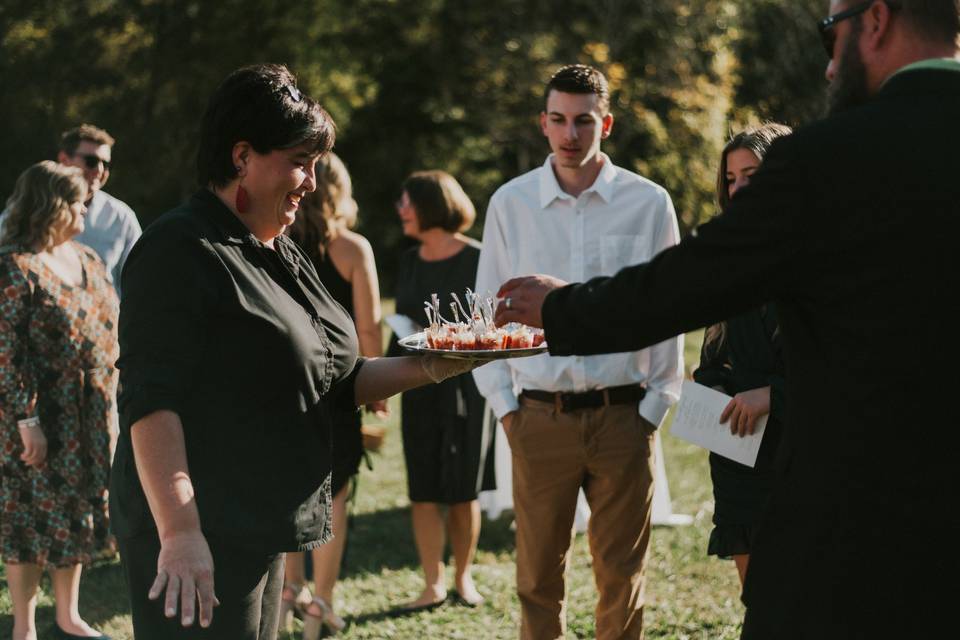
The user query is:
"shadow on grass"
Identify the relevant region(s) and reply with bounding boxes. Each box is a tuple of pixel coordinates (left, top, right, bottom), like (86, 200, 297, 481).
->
(0, 557, 129, 636)
(339, 506, 516, 580)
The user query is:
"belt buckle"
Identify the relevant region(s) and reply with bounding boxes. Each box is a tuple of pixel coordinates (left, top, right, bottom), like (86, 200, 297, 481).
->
(556, 392, 573, 413)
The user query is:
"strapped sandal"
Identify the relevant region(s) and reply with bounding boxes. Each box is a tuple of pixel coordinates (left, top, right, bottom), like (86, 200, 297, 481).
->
(302, 595, 346, 639)
(279, 582, 312, 631)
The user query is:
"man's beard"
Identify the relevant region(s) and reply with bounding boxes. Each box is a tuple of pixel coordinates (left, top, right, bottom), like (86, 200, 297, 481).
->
(826, 20, 872, 115)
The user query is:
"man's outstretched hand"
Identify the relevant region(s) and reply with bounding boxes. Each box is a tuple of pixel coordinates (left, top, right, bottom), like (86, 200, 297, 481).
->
(495, 274, 568, 328)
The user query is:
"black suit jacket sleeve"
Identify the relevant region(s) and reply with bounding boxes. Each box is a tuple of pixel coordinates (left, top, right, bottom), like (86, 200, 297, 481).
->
(543, 134, 821, 356)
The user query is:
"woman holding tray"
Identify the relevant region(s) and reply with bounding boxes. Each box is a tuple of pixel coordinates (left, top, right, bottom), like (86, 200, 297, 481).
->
(388, 170, 496, 610)
(693, 123, 792, 586)
(110, 64, 480, 640)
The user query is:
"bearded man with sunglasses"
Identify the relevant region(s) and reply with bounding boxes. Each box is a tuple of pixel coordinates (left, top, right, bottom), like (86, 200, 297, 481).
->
(55, 123, 142, 293)
(496, 1, 960, 637)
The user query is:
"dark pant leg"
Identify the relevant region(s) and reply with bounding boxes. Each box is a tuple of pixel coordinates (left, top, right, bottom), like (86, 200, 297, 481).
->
(118, 530, 284, 640)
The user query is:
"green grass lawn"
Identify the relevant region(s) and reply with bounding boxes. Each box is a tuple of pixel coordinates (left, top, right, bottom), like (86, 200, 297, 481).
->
(1, 329, 745, 639)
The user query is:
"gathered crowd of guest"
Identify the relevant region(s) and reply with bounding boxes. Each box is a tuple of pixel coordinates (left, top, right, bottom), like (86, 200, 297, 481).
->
(2, 3, 959, 638)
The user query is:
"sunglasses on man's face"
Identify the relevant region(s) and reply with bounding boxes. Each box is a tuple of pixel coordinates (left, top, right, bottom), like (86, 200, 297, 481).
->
(74, 153, 111, 171)
(817, 0, 900, 59)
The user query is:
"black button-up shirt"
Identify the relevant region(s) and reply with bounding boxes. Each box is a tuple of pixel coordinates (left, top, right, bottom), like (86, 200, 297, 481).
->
(109, 189, 361, 552)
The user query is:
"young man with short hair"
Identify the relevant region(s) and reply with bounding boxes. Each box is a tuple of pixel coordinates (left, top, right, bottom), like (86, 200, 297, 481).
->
(56, 123, 141, 292)
(474, 64, 683, 639)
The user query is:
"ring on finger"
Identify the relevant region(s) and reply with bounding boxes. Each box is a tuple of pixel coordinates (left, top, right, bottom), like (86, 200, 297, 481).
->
(505, 297, 512, 310)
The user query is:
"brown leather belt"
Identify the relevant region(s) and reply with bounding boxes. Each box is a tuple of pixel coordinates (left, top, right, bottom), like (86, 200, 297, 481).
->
(520, 384, 646, 413)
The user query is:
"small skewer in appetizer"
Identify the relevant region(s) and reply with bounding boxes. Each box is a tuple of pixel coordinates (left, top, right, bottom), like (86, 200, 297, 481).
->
(422, 289, 545, 351)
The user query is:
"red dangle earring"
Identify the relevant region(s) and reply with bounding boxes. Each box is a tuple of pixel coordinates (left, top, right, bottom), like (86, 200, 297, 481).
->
(235, 166, 250, 213)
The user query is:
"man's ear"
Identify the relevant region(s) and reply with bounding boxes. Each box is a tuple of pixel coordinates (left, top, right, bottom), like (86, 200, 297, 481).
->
(539, 111, 549, 136)
(601, 113, 614, 139)
(863, 0, 896, 54)
(232, 142, 252, 176)
(56, 150, 70, 164)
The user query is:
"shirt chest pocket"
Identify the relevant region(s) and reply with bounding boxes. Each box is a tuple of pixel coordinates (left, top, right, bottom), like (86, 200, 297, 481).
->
(600, 235, 649, 277)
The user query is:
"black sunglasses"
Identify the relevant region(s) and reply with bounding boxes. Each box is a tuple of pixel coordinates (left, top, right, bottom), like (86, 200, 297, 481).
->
(74, 153, 111, 171)
(817, 1, 900, 59)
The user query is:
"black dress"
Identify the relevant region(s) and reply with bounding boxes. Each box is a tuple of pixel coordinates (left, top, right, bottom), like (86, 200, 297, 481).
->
(387, 242, 496, 504)
(312, 250, 365, 497)
(694, 305, 786, 558)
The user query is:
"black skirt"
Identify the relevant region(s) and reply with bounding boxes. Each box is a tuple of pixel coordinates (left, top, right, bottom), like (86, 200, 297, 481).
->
(400, 372, 496, 504)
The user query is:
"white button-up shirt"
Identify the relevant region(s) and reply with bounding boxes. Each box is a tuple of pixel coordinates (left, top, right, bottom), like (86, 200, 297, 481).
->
(473, 153, 684, 427)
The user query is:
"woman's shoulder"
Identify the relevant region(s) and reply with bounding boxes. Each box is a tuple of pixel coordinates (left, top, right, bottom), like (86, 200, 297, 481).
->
(331, 229, 374, 261)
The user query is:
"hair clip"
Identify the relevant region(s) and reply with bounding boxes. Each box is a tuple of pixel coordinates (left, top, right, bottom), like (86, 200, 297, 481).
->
(284, 84, 302, 102)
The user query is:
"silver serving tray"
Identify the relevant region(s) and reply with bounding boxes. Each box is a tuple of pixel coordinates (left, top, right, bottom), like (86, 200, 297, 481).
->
(398, 331, 548, 360)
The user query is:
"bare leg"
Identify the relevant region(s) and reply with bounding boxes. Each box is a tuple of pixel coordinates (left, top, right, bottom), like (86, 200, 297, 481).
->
(6, 562, 42, 640)
(51, 564, 101, 636)
(733, 554, 750, 586)
(409, 501, 447, 606)
(279, 551, 310, 630)
(447, 500, 482, 605)
(308, 482, 351, 612)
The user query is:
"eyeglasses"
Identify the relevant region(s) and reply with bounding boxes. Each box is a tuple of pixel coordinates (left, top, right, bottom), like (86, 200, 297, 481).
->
(74, 153, 111, 171)
(817, 1, 900, 59)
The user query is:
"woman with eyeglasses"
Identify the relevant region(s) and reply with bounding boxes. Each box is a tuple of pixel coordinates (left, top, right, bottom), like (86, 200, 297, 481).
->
(281, 152, 388, 638)
(0, 161, 118, 640)
(693, 123, 792, 587)
(109, 64, 480, 640)
(387, 171, 495, 611)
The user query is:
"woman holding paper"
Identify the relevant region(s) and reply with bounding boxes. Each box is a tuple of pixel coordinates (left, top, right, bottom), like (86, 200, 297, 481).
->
(693, 123, 791, 586)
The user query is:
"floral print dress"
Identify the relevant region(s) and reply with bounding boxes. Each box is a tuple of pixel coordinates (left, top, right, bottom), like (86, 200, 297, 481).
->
(0, 242, 118, 567)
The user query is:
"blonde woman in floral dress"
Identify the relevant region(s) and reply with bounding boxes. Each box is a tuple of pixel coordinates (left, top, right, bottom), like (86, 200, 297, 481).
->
(0, 161, 118, 640)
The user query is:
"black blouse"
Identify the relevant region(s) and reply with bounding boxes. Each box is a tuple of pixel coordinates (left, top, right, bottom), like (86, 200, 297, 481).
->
(109, 189, 361, 552)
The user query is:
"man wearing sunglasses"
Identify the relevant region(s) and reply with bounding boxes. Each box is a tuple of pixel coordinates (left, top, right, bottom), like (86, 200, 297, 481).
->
(56, 123, 142, 293)
(496, 1, 960, 637)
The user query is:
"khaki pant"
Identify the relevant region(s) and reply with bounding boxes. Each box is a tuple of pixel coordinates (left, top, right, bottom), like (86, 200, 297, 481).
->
(505, 397, 656, 640)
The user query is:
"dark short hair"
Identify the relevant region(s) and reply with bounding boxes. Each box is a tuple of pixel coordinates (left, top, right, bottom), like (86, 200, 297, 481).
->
(544, 64, 610, 115)
(197, 64, 336, 188)
(896, 0, 960, 43)
(403, 171, 476, 233)
(59, 124, 115, 155)
(716, 123, 793, 211)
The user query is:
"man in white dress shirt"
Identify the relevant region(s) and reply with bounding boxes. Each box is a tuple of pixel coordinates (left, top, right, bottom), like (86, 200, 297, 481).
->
(473, 65, 683, 639)
(56, 124, 142, 292)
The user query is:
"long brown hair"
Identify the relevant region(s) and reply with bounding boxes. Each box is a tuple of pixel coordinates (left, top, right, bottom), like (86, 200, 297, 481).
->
(704, 123, 792, 350)
(288, 152, 357, 262)
(1, 161, 87, 251)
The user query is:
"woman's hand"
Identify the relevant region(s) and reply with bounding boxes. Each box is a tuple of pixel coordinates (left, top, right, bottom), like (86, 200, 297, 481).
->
(420, 355, 484, 383)
(18, 421, 48, 468)
(365, 399, 390, 418)
(150, 529, 219, 628)
(720, 386, 771, 437)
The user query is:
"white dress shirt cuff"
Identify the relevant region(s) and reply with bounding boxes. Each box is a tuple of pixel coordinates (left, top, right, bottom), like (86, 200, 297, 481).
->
(487, 388, 520, 420)
(638, 391, 673, 429)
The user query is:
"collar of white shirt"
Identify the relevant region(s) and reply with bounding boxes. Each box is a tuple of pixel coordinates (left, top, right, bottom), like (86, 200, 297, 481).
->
(538, 152, 618, 209)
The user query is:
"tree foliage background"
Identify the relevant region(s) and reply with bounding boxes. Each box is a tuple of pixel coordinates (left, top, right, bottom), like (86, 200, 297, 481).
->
(0, 0, 828, 289)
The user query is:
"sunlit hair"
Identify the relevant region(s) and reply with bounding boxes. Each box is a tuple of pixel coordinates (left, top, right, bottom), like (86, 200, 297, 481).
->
(59, 123, 115, 155)
(545, 64, 610, 116)
(715, 123, 793, 212)
(288, 152, 358, 262)
(197, 63, 336, 188)
(1, 161, 87, 251)
(402, 170, 476, 233)
(705, 123, 791, 350)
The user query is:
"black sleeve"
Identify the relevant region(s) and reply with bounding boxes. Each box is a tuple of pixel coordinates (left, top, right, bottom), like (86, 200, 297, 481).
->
(692, 329, 732, 394)
(543, 135, 819, 356)
(763, 304, 787, 422)
(116, 217, 224, 430)
(329, 356, 366, 412)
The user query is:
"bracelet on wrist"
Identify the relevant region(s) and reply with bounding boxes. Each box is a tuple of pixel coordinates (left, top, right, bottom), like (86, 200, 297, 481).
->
(17, 416, 40, 431)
